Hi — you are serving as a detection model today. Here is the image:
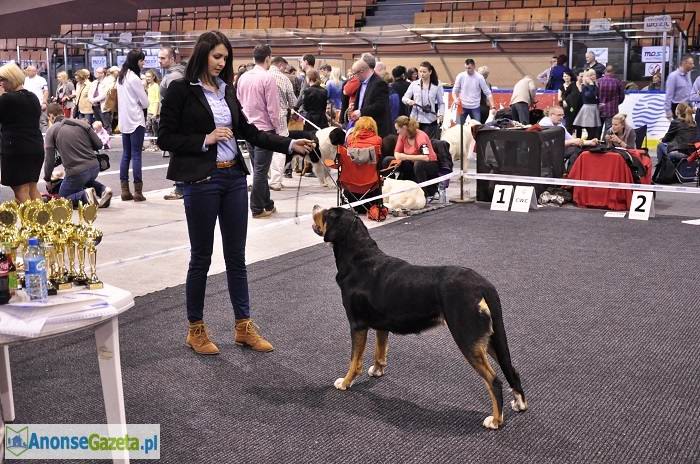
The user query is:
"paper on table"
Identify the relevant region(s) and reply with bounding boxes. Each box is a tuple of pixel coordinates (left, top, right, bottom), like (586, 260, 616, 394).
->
(604, 211, 627, 218)
(0, 311, 47, 337)
(7, 291, 103, 308)
(45, 303, 118, 324)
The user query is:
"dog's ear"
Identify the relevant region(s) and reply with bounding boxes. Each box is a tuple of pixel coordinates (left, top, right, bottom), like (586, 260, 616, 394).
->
(329, 128, 346, 146)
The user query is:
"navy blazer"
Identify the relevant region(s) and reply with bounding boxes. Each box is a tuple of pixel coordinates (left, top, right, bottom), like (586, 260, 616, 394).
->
(158, 79, 291, 182)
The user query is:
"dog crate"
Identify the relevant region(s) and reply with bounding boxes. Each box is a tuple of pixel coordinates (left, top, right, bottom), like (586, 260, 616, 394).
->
(475, 126, 566, 201)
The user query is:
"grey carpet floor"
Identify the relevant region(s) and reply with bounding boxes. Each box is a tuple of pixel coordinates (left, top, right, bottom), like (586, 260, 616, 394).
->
(7, 204, 700, 464)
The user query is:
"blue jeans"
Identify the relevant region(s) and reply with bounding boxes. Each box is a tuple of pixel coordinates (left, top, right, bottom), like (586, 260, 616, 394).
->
(247, 140, 275, 214)
(59, 164, 105, 207)
(120, 125, 145, 182)
(183, 167, 250, 322)
(459, 107, 481, 125)
(656, 142, 686, 163)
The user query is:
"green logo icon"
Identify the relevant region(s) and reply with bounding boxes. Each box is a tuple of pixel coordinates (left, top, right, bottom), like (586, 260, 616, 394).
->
(6, 426, 29, 457)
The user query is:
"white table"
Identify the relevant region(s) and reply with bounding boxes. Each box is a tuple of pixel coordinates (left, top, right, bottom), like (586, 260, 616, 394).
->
(0, 284, 134, 463)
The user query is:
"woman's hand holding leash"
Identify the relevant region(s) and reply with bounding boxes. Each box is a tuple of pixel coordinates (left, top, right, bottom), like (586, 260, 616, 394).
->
(291, 139, 316, 155)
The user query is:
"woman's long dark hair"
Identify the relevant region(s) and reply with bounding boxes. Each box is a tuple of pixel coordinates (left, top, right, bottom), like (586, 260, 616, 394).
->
(185, 31, 234, 86)
(419, 61, 438, 86)
(118, 49, 145, 84)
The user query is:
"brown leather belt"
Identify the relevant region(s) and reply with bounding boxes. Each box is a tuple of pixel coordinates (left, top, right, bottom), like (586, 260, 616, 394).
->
(216, 160, 237, 169)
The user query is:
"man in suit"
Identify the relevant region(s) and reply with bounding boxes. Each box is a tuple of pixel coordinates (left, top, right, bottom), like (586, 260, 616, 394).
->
(341, 59, 392, 137)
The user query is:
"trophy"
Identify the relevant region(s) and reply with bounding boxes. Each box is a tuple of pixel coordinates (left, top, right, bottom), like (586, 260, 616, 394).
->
(0, 203, 19, 249)
(48, 200, 73, 290)
(34, 203, 58, 296)
(78, 203, 103, 290)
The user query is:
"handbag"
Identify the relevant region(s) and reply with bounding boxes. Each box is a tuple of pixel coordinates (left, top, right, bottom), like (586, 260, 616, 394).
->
(104, 85, 118, 112)
(96, 152, 110, 172)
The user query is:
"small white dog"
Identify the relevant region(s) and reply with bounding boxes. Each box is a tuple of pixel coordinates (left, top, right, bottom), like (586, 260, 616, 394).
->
(440, 122, 478, 162)
(382, 177, 426, 210)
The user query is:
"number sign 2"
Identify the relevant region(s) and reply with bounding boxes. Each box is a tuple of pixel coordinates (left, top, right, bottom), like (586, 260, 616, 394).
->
(628, 191, 655, 221)
(490, 185, 513, 211)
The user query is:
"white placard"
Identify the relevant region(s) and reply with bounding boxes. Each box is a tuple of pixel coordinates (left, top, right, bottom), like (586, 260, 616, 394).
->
(644, 63, 663, 77)
(90, 55, 107, 72)
(116, 55, 126, 67)
(490, 184, 513, 211)
(628, 191, 655, 221)
(510, 186, 537, 213)
(642, 46, 670, 63)
(604, 211, 627, 218)
(93, 33, 108, 45)
(586, 47, 608, 65)
(144, 31, 161, 45)
(144, 55, 159, 69)
(589, 18, 612, 34)
(644, 15, 672, 33)
(119, 32, 132, 44)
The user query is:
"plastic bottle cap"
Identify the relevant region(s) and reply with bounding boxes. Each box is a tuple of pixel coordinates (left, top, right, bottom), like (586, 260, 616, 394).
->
(28, 237, 39, 246)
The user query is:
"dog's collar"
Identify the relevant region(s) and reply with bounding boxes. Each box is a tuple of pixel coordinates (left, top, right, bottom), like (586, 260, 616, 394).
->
(341, 212, 359, 242)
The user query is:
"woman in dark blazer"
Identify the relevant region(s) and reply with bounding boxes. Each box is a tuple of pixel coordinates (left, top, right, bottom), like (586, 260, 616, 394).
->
(0, 62, 44, 202)
(158, 31, 313, 356)
(296, 68, 328, 131)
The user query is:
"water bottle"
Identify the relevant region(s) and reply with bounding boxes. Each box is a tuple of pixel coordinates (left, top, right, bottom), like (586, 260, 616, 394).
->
(438, 182, 447, 204)
(24, 237, 48, 303)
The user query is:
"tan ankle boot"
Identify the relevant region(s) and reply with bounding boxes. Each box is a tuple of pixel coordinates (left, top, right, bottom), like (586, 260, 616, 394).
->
(234, 319, 273, 352)
(186, 321, 220, 355)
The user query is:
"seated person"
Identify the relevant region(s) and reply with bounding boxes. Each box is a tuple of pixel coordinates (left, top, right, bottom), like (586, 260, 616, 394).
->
(603, 113, 636, 149)
(657, 103, 697, 163)
(43, 103, 112, 208)
(380, 116, 440, 197)
(539, 105, 597, 169)
(332, 117, 382, 209)
(92, 120, 111, 149)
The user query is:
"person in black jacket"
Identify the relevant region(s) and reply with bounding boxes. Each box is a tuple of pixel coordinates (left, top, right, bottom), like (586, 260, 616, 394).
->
(0, 62, 45, 202)
(157, 31, 314, 356)
(390, 66, 411, 117)
(295, 69, 328, 131)
(340, 59, 393, 137)
(657, 103, 698, 163)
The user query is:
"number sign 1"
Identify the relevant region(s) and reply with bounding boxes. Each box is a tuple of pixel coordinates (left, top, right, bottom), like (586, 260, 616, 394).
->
(628, 191, 655, 221)
(490, 185, 514, 211)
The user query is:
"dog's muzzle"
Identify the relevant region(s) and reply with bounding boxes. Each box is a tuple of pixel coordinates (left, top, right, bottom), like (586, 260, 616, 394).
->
(312, 205, 325, 236)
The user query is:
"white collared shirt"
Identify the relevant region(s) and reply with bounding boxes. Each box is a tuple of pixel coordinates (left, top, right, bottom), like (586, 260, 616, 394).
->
(116, 70, 149, 134)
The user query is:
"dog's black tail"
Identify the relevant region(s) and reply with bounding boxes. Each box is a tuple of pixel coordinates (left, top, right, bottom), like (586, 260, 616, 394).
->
(483, 286, 526, 400)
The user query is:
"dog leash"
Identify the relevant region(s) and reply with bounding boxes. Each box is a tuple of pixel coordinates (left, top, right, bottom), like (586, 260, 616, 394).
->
(290, 109, 356, 222)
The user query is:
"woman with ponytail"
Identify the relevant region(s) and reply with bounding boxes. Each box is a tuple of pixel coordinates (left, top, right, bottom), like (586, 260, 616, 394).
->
(657, 103, 698, 162)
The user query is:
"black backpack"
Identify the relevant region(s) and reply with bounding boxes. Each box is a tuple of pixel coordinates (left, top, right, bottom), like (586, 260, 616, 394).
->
(652, 156, 676, 184)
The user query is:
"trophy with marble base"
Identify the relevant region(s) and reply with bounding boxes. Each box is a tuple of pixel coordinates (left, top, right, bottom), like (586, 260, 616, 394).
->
(79, 203, 103, 290)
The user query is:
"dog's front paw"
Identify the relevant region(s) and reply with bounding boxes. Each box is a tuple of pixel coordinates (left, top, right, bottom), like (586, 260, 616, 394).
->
(334, 377, 351, 390)
(511, 392, 528, 412)
(367, 365, 385, 378)
(482, 415, 502, 430)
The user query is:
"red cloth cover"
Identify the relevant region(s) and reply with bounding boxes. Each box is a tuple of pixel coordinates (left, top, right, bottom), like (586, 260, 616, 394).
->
(338, 129, 383, 194)
(567, 149, 652, 211)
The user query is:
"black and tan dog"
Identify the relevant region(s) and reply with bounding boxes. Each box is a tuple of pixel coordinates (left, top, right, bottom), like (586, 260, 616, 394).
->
(312, 206, 528, 429)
